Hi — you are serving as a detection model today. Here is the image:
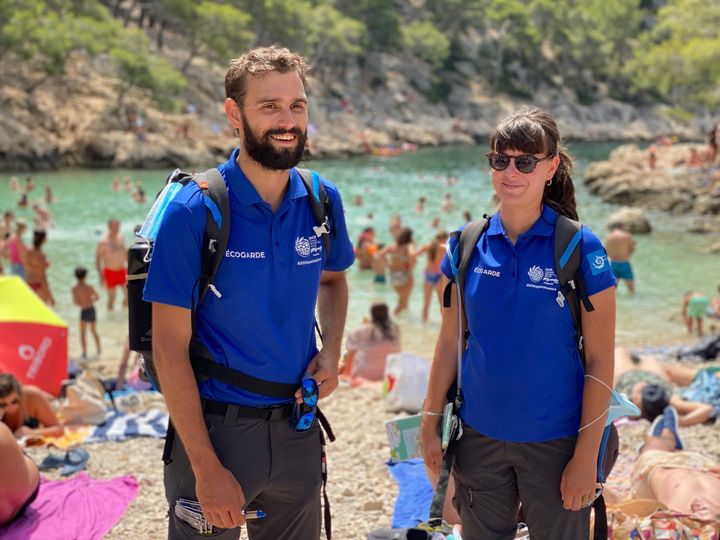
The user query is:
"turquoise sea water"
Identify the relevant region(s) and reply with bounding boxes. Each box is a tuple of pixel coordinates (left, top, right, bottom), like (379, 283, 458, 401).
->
(1, 143, 716, 361)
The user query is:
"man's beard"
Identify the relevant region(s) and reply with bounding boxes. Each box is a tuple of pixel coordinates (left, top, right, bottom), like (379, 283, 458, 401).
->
(241, 113, 306, 171)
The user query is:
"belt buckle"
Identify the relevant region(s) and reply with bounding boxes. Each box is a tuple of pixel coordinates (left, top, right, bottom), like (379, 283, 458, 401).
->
(267, 406, 286, 421)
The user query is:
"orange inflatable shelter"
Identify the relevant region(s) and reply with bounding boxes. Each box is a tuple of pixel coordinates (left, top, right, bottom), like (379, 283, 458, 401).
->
(0, 276, 68, 396)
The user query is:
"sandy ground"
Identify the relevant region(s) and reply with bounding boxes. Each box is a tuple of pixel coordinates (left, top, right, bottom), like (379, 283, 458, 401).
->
(23, 349, 720, 540)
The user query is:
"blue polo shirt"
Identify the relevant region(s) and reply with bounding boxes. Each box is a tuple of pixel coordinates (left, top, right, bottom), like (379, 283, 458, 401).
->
(144, 148, 355, 406)
(441, 206, 616, 442)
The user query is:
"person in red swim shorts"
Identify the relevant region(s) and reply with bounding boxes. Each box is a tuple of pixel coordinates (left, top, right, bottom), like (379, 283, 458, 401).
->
(95, 218, 127, 310)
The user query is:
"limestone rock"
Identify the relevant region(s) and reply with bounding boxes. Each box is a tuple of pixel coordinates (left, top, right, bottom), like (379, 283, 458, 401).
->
(583, 144, 717, 218)
(606, 207, 652, 234)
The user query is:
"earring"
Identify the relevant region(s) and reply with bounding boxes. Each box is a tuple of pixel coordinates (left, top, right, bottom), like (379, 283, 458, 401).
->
(546, 178, 553, 187)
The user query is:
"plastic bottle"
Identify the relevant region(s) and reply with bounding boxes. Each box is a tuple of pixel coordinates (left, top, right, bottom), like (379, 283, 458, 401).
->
(137, 181, 183, 240)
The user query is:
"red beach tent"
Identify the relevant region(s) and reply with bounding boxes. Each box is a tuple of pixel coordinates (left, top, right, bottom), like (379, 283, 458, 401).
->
(0, 276, 68, 396)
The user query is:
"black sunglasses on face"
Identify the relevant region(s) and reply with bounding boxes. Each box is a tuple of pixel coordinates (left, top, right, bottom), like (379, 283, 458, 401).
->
(486, 152, 555, 174)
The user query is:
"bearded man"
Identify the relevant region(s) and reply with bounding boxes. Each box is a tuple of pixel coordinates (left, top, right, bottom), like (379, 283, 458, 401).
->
(144, 46, 354, 540)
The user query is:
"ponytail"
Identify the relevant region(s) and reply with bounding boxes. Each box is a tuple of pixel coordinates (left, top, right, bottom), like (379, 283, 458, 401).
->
(542, 150, 578, 220)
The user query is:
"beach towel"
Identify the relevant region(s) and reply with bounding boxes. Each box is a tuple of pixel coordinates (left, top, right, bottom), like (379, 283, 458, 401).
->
(39, 426, 93, 450)
(682, 368, 720, 418)
(86, 408, 168, 443)
(0, 472, 139, 539)
(387, 459, 434, 528)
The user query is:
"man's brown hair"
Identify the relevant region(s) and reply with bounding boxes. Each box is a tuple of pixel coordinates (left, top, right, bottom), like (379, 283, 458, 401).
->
(225, 46, 309, 107)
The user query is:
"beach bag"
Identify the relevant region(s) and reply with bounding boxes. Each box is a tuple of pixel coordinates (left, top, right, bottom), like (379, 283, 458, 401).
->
(60, 370, 108, 425)
(383, 353, 430, 413)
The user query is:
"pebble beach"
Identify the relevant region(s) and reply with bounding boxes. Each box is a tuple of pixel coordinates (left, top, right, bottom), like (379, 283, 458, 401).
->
(21, 344, 720, 539)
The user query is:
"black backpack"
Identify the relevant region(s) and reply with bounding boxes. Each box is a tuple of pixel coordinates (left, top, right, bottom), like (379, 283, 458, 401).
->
(443, 214, 618, 540)
(127, 166, 333, 395)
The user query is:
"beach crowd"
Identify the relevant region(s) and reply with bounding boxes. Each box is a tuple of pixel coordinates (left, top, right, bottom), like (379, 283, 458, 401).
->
(1, 45, 720, 540)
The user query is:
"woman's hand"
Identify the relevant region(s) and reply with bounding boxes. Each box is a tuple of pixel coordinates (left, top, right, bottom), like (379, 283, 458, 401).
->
(560, 454, 598, 511)
(421, 418, 443, 477)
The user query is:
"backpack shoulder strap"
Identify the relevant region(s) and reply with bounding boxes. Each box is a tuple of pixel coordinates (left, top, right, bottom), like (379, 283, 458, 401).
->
(443, 218, 489, 310)
(192, 168, 230, 306)
(296, 167, 332, 257)
(457, 219, 489, 297)
(554, 215, 596, 355)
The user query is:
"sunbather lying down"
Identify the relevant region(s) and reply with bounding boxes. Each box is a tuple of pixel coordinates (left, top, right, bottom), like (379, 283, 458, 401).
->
(614, 347, 715, 426)
(605, 405, 720, 521)
(0, 422, 40, 526)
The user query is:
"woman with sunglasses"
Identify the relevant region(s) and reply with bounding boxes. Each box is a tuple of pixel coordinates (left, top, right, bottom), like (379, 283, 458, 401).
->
(0, 374, 63, 442)
(421, 108, 616, 539)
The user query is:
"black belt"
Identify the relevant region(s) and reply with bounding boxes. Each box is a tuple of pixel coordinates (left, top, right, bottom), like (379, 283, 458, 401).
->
(201, 399, 293, 422)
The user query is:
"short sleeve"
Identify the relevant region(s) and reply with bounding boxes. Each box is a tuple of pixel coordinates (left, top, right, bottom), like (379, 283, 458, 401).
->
(143, 185, 205, 309)
(440, 231, 460, 279)
(321, 179, 355, 272)
(579, 226, 617, 297)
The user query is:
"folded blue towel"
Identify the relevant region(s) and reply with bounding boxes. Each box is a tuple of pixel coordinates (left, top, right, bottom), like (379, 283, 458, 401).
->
(387, 459, 433, 528)
(87, 409, 168, 443)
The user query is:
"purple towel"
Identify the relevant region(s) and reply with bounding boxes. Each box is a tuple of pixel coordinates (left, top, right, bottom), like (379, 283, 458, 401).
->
(0, 472, 139, 539)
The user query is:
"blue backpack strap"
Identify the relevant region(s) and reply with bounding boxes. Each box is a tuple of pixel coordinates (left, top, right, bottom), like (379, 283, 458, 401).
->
(553, 215, 594, 357)
(296, 168, 332, 257)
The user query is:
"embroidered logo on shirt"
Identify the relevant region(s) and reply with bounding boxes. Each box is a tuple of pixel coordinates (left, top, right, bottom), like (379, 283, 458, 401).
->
(528, 265, 544, 283)
(295, 235, 323, 266)
(226, 250, 265, 259)
(526, 266, 559, 291)
(473, 267, 501, 277)
(586, 249, 609, 275)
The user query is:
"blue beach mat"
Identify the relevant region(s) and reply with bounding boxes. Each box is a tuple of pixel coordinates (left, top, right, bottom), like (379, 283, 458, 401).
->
(387, 459, 433, 528)
(87, 409, 168, 443)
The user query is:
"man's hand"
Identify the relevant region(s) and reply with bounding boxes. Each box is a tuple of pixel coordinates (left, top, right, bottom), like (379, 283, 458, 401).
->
(560, 454, 598, 511)
(195, 463, 247, 529)
(299, 348, 339, 401)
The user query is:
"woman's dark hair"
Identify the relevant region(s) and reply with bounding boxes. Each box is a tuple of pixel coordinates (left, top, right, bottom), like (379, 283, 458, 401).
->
(639, 383, 670, 421)
(0, 373, 22, 398)
(490, 107, 578, 220)
(397, 227, 413, 246)
(32, 229, 47, 249)
(369, 302, 398, 341)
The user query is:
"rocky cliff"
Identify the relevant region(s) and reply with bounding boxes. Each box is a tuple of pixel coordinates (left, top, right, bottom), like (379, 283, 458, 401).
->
(0, 50, 710, 172)
(583, 144, 720, 246)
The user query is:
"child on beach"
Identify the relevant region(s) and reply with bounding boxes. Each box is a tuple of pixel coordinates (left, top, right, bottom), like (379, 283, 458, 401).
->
(71, 266, 101, 359)
(682, 291, 710, 337)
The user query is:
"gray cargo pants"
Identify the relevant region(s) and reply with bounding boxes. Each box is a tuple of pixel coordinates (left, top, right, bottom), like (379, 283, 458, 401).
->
(164, 405, 322, 540)
(452, 425, 590, 540)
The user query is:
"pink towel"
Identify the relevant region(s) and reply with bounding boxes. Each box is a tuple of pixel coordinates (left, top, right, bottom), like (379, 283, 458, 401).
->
(0, 472, 139, 540)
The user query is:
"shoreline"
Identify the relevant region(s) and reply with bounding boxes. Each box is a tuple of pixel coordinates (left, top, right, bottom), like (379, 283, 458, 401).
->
(0, 137, 708, 175)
